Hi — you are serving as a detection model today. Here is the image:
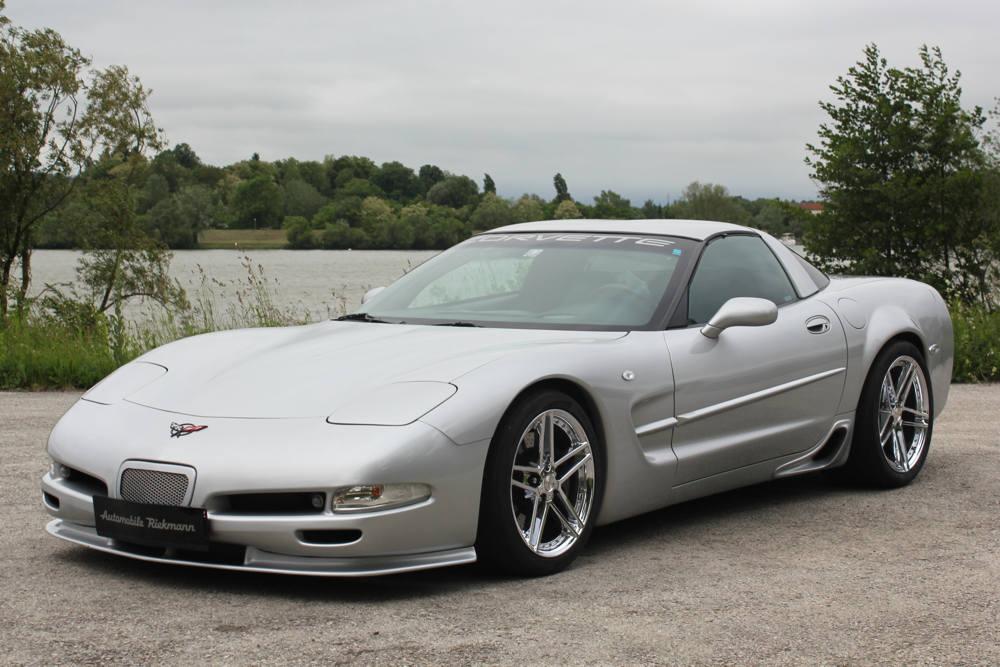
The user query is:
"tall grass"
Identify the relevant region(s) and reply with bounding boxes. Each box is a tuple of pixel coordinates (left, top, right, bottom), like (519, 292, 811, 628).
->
(0, 255, 310, 390)
(950, 302, 1000, 383)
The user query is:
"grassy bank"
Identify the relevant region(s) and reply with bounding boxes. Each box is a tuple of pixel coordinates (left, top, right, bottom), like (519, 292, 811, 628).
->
(198, 229, 288, 249)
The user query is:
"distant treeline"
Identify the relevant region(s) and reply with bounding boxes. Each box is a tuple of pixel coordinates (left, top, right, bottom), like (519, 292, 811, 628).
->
(36, 146, 813, 251)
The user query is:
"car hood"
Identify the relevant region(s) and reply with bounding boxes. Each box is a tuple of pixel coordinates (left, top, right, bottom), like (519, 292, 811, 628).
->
(127, 321, 625, 419)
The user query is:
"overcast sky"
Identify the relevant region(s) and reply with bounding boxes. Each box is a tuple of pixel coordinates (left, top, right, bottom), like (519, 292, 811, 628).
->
(8, 1, 1000, 203)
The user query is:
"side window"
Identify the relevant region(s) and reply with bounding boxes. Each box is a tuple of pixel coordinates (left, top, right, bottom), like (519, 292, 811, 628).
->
(688, 235, 797, 325)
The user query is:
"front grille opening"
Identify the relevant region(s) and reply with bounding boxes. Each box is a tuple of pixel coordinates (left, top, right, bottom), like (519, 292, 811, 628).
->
(60, 466, 108, 497)
(43, 492, 60, 509)
(298, 529, 362, 545)
(212, 492, 326, 515)
(120, 468, 189, 506)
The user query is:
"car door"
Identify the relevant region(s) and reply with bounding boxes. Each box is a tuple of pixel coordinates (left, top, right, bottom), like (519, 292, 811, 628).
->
(665, 234, 847, 486)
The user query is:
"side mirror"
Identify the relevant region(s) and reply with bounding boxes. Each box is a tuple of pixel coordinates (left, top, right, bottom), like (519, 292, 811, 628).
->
(361, 286, 386, 305)
(700, 297, 778, 339)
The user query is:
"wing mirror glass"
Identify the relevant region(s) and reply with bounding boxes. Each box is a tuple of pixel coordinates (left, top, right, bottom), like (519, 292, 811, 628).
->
(361, 286, 386, 305)
(700, 297, 778, 339)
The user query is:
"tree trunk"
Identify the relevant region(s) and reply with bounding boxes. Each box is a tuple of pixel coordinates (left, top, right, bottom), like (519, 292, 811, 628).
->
(15, 247, 31, 317)
(0, 256, 12, 322)
(99, 247, 123, 312)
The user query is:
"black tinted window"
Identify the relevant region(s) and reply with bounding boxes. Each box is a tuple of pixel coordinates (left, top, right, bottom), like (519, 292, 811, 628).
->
(688, 235, 797, 324)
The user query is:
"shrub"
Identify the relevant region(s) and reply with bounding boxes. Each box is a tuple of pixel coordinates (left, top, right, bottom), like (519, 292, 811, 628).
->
(950, 302, 1000, 382)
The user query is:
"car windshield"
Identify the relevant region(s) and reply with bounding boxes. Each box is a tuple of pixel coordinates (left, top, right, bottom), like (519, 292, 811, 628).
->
(352, 232, 695, 330)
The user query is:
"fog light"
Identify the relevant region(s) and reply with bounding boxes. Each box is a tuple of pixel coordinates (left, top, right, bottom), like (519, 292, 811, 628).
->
(331, 483, 430, 513)
(310, 493, 325, 510)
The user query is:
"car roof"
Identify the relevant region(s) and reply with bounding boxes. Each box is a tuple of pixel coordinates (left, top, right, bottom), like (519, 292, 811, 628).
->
(487, 219, 755, 241)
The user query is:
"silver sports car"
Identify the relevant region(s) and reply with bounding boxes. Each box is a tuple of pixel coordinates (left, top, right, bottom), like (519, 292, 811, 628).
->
(42, 219, 953, 577)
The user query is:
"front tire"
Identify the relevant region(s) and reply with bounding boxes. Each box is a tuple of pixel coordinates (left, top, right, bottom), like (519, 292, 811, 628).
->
(476, 390, 604, 576)
(845, 340, 933, 488)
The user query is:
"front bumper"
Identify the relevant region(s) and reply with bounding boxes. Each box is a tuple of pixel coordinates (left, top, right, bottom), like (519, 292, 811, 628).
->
(46, 519, 476, 576)
(42, 398, 490, 576)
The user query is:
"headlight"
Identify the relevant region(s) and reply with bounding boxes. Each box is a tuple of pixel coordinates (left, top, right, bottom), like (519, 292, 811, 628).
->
(82, 361, 167, 405)
(331, 483, 431, 513)
(326, 382, 456, 426)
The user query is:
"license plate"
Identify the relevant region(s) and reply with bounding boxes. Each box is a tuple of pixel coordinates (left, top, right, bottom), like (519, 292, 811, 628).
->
(93, 496, 210, 550)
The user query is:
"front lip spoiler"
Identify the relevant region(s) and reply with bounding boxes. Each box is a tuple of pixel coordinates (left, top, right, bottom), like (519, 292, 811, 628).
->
(47, 519, 476, 578)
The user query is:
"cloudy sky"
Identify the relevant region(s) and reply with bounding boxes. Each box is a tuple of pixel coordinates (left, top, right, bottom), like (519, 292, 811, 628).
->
(8, 1, 1000, 202)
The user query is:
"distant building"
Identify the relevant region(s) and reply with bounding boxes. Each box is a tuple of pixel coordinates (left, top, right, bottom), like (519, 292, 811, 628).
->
(798, 201, 825, 216)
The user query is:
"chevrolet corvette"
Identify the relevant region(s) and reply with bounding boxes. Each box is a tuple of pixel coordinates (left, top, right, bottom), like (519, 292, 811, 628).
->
(41, 219, 953, 577)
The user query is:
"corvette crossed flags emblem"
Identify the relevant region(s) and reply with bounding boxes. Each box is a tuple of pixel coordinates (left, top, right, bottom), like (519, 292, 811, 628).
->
(170, 422, 208, 438)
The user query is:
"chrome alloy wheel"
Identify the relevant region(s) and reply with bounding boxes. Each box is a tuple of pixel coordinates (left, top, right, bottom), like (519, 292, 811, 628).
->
(509, 409, 596, 558)
(877, 355, 930, 473)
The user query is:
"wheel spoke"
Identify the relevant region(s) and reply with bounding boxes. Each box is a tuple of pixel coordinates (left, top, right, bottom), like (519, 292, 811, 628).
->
(525, 494, 541, 546)
(555, 441, 589, 468)
(901, 419, 928, 429)
(882, 374, 897, 405)
(550, 503, 580, 538)
(557, 488, 584, 527)
(529, 503, 550, 550)
(896, 363, 916, 403)
(892, 430, 908, 470)
(879, 415, 893, 445)
(901, 406, 929, 419)
(511, 478, 535, 493)
(558, 452, 592, 485)
(544, 413, 556, 465)
(513, 464, 540, 475)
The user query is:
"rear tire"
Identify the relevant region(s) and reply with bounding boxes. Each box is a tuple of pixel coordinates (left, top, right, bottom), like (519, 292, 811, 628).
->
(476, 390, 604, 577)
(845, 340, 933, 488)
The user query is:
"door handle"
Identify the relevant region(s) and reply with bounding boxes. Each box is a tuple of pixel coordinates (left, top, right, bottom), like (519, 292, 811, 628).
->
(806, 315, 830, 334)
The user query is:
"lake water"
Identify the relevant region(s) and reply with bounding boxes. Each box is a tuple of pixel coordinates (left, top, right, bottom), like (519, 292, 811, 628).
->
(29, 249, 439, 322)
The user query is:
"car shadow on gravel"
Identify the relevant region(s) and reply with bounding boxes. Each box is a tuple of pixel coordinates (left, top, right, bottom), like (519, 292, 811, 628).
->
(53, 471, 859, 600)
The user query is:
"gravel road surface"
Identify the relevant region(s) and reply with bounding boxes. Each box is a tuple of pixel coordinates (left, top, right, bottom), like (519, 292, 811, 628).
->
(1, 387, 997, 665)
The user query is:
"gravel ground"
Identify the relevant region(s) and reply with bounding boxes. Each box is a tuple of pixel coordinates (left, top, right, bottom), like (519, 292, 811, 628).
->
(1, 387, 997, 666)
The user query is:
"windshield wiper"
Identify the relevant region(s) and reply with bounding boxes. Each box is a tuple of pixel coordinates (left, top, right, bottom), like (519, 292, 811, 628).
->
(433, 321, 482, 327)
(336, 312, 391, 324)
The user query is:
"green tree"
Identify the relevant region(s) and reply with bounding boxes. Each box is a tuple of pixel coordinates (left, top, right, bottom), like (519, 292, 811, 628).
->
(145, 195, 188, 248)
(313, 197, 362, 229)
(282, 179, 326, 219)
(553, 199, 583, 219)
(232, 175, 283, 228)
(373, 161, 419, 201)
(337, 177, 383, 200)
(483, 173, 496, 194)
(470, 193, 513, 231)
(592, 190, 634, 219)
(283, 215, 314, 249)
(0, 5, 92, 318)
(641, 199, 666, 219)
(359, 196, 396, 248)
(426, 175, 479, 208)
(417, 164, 445, 195)
(400, 203, 435, 249)
(670, 182, 750, 223)
(71, 65, 183, 315)
(805, 44, 990, 301)
(553, 173, 571, 202)
(512, 194, 546, 222)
